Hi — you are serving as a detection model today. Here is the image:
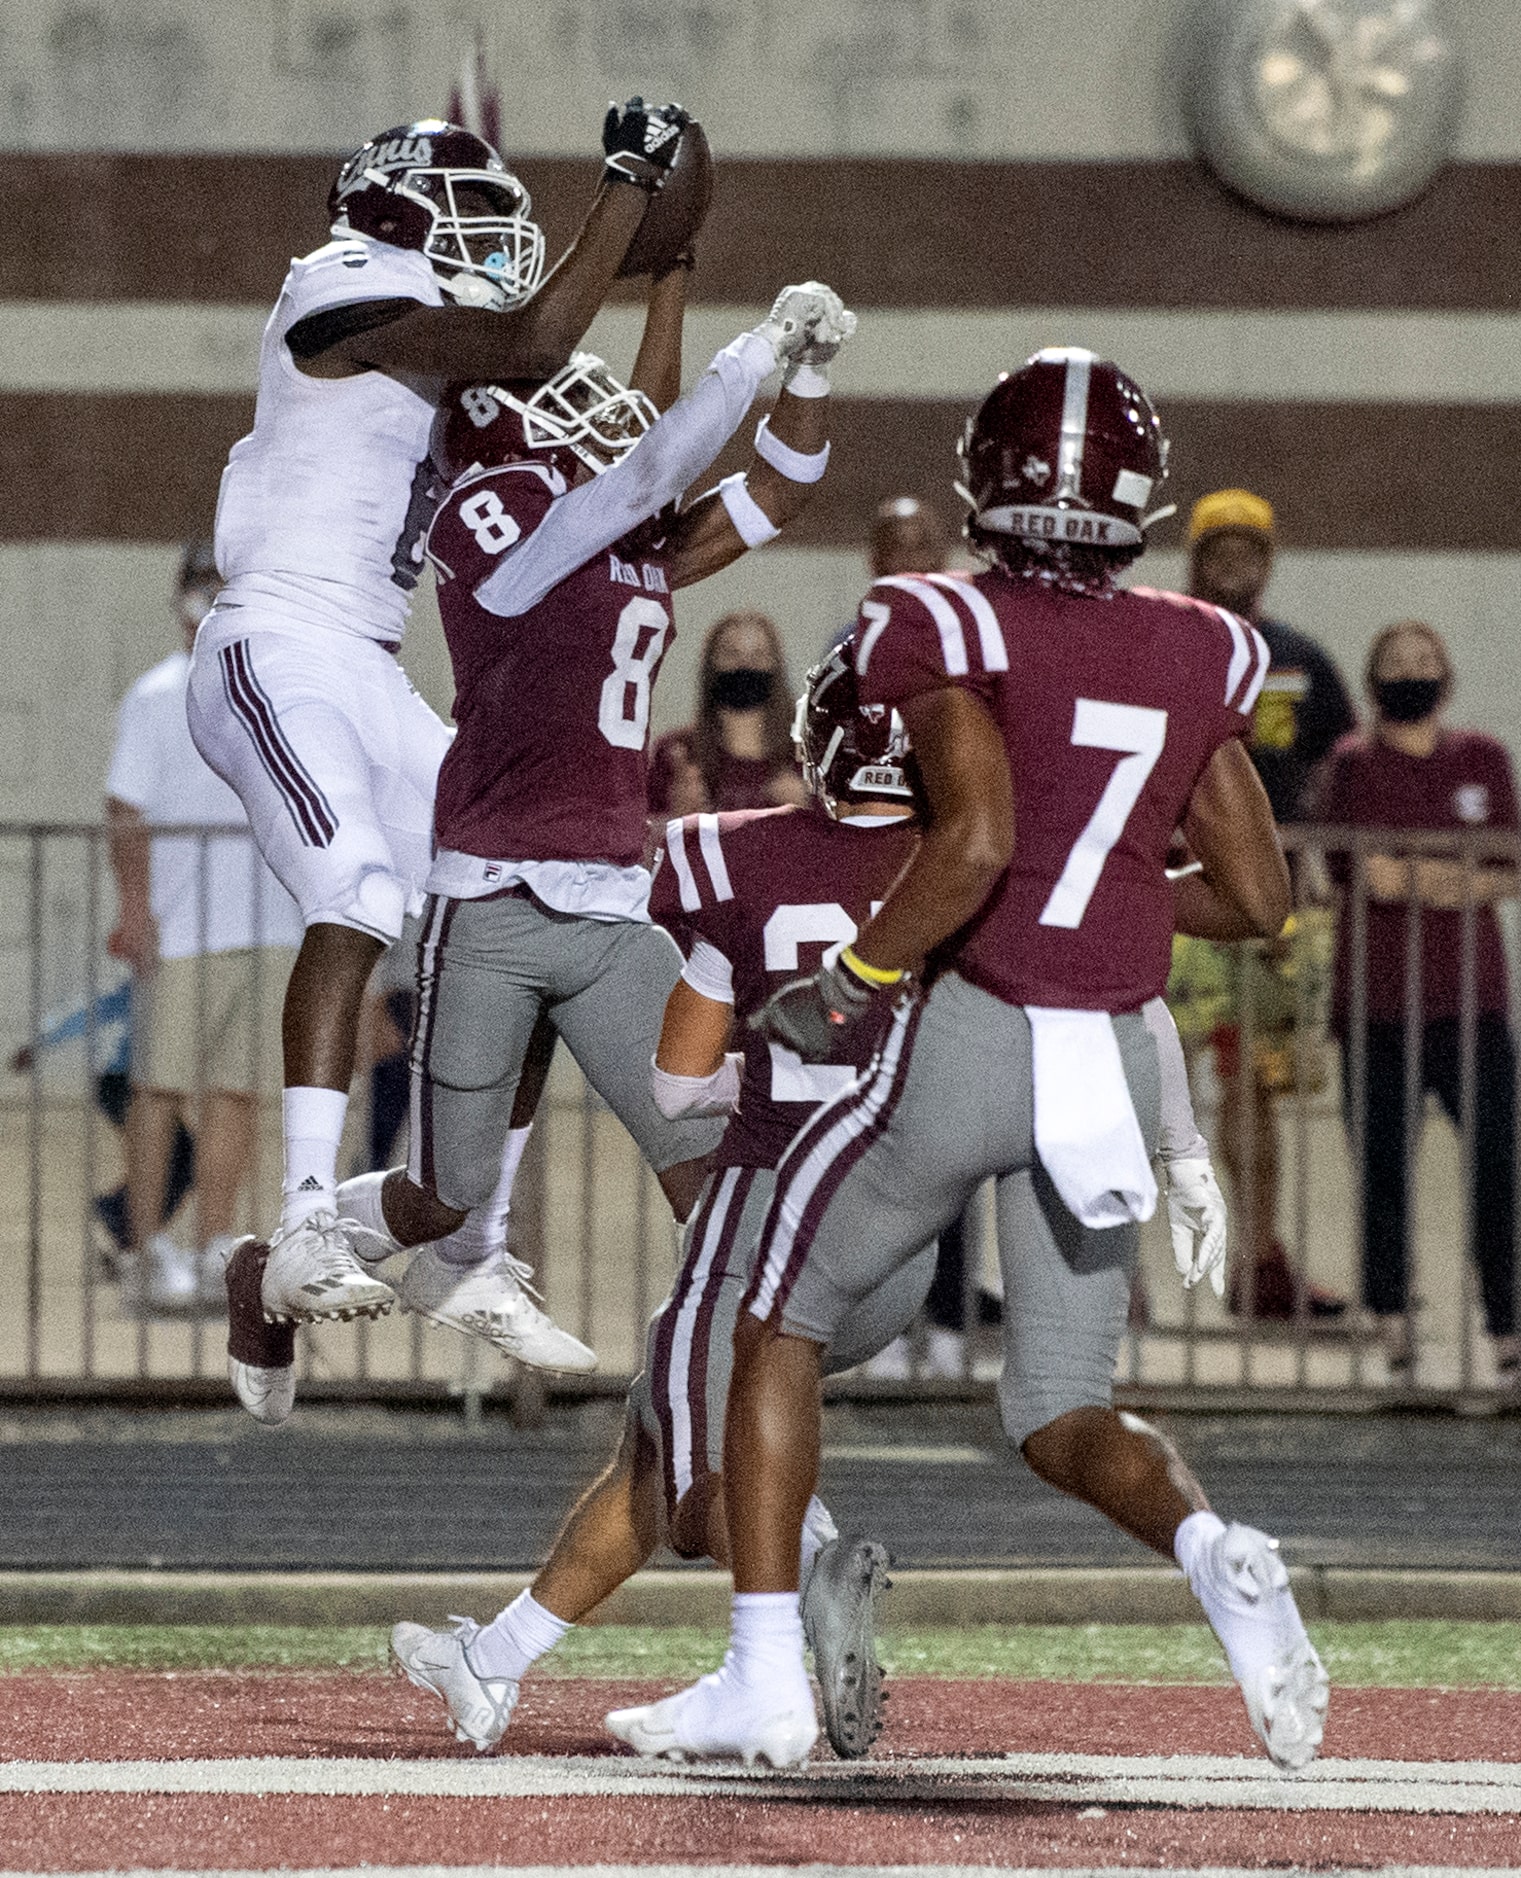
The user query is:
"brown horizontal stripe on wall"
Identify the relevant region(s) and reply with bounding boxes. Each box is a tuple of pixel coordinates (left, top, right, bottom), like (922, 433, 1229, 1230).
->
(2, 392, 1518, 551)
(6, 156, 1521, 311)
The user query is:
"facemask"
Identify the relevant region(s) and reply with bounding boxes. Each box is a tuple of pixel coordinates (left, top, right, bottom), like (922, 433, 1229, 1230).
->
(1373, 677, 1443, 724)
(709, 668, 775, 711)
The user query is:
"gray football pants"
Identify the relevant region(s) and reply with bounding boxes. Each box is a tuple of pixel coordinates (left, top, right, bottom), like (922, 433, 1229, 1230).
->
(407, 890, 721, 1211)
(629, 1163, 938, 1522)
(748, 971, 1161, 1446)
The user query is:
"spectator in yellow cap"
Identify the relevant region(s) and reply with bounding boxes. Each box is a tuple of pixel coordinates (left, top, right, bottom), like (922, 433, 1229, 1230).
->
(1185, 488, 1356, 1321)
(1188, 491, 1356, 826)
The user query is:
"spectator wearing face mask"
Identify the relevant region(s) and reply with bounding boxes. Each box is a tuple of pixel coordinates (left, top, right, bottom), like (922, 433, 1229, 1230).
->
(1319, 620, 1521, 1385)
(648, 609, 805, 816)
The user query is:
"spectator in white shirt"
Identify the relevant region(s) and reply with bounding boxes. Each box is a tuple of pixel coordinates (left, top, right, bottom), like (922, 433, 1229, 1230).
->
(106, 541, 304, 1308)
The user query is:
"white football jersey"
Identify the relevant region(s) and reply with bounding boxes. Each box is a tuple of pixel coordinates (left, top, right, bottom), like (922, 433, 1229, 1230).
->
(211, 234, 444, 647)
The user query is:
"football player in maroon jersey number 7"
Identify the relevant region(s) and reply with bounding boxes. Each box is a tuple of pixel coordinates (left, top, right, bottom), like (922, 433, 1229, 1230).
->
(611, 348, 1330, 1774)
(324, 282, 859, 1363)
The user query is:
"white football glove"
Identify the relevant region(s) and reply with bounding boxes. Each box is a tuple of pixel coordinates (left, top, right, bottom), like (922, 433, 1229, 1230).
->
(1164, 1155, 1228, 1297)
(753, 281, 848, 373)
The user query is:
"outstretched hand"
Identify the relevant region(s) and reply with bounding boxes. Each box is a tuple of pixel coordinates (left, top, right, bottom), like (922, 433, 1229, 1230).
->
(602, 97, 689, 192)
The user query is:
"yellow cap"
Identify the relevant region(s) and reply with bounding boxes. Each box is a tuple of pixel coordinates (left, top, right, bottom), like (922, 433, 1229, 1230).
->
(1188, 488, 1275, 544)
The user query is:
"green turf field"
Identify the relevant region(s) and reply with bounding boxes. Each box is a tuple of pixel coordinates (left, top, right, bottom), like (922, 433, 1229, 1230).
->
(3, 1622, 1520, 1686)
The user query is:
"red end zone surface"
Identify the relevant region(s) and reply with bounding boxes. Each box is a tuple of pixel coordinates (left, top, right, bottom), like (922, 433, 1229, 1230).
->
(4, 1673, 1520, 1871)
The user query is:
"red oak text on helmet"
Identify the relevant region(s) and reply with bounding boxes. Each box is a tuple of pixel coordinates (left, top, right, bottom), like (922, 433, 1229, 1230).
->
(795, 640, 917, 818)
(959, 346, 1170, 555)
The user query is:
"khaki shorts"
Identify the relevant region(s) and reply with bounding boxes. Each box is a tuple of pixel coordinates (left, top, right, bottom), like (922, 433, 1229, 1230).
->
(133, 948, 294, 1096)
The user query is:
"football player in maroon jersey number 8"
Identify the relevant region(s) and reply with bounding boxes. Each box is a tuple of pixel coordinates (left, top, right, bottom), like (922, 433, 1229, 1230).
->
(610, 349, 1330, 1773)
(390, 652, 934, 1760)
(322, 281, 859, 1360)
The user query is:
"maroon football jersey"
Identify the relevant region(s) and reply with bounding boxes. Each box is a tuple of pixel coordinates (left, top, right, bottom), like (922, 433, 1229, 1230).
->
(650, 804, 918, 1169)
(427, 462, 674, 866)
(855, 570, 1268, 1012)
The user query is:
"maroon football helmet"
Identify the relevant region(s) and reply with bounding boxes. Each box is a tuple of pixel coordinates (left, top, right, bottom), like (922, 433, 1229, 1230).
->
(957, 347, 1169, 562)
(794, 641, 916, 818)
(329, 119, 544, 310)
(433, 361, 658, 487)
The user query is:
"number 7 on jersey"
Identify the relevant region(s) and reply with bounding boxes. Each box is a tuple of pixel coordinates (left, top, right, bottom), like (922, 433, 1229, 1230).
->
(1039, 699, 1168, 930)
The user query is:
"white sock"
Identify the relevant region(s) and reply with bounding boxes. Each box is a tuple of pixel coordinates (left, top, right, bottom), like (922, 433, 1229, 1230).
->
(437, 1125, 532, 1268)
(281, 1087, 349, 1230)
(1173, 1507, 1227, 1589)
(468, 1588, 571, 1683)
(799, 1495, 838, 1591)
(1176, 1509, 1305, 1688)
(728, 1590, 807, 1689)
(334, 1170, 397, 1262)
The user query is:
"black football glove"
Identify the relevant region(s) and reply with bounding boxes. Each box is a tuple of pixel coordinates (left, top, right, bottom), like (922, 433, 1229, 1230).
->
(602, 97, 688, 192)
(750, 955, 888, 1064)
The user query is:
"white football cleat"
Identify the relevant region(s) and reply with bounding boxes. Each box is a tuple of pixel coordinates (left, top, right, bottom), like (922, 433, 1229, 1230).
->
(606, 1667, 817, 1769)
(228, 1357, 296, 1427)
(802, 1534, 891, 1759)
(392, 1617, 519, 1753)
(261, 1213, 397, 1324)
(1194, 1521, 1330, 1771)
(395, 1246, 596, 1374)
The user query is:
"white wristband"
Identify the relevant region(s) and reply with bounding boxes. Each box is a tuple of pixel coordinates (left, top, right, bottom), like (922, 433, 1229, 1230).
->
(718, 472, 781, 548)
(754, 416, 830, 483)
(782, 360, 831, 399)
(650, 1052, 743, 1120)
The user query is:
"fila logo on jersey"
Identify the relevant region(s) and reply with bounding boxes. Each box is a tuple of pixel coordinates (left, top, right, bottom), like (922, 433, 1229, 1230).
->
(609, 553, 669, 595)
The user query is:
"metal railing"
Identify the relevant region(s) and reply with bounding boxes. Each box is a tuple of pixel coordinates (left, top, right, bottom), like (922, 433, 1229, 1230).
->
(4, 819, 1519, 1411)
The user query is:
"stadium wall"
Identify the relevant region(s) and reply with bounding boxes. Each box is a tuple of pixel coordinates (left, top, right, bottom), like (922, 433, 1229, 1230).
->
(1, 0, 1519, 832)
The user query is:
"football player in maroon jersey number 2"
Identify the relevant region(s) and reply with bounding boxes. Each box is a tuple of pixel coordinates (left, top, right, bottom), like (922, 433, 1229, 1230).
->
(191, 104, 698, 1414)
(321, 283, 859, 1361)
(609, 349, 1330, 1773)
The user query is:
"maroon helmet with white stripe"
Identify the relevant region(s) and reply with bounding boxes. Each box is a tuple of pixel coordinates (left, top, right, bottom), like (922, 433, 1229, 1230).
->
(329, 120, 544, 310)
(794, 641, 916, 818)
(958, 347, 1169, 570)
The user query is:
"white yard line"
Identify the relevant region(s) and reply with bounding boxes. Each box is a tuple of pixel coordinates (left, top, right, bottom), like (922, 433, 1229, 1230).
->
(2, 1752, 1520, 1813)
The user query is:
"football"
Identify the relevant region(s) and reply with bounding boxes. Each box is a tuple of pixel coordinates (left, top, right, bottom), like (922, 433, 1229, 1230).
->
(616, 117, 714, 277)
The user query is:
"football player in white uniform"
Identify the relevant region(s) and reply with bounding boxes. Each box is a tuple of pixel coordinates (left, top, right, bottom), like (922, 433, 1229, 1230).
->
(187, 106, 691, 1353)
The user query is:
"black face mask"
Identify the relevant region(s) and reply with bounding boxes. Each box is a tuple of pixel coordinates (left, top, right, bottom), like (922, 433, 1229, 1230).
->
(1373, 677, 1444, 724)
(709, 667, 775, 711)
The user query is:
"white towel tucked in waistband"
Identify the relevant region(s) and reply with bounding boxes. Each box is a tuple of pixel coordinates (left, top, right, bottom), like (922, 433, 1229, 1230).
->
(1026, 1006, 1157, 1229)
